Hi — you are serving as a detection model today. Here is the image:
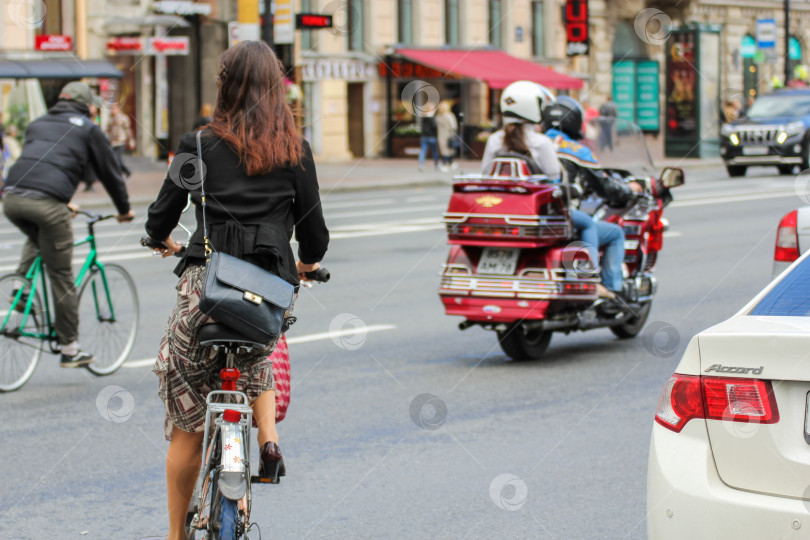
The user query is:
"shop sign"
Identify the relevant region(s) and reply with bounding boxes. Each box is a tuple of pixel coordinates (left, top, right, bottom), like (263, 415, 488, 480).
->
(302, 59, 376, 81)
(106, 37, 189, 55)
(296, 13, 333, 29)
(153, 1, 212, 16)
(665, 30, 697, 138)
(274, 0, 294, 45)
(35, 34, 72, 51)
(106, 37, 144, 54)
(380, 59, 458, 80)
(756, 18, 776, 49)
(612, 61, 636, 123)
(148, 36, 190, 55)
(565, 0, 589, 56)
(636, 60, 660, 132)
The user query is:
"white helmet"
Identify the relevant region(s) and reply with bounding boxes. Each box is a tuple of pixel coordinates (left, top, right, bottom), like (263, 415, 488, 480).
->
(500, 81, 555, 124)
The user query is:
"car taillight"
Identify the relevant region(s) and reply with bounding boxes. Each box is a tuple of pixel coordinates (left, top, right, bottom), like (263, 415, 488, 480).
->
(774, 210, 800, 262)
(655, 374, 779, 433)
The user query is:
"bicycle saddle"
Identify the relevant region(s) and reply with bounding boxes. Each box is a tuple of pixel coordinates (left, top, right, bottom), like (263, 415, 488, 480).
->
(198, 323, 268, 348)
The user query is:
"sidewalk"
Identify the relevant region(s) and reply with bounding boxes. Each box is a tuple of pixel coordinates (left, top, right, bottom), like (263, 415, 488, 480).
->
(71, 153, 723, 209)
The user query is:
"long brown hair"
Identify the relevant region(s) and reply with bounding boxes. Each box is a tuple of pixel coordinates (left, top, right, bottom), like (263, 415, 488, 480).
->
(208, 41, 303, 175)
(502, 123, 530, 156)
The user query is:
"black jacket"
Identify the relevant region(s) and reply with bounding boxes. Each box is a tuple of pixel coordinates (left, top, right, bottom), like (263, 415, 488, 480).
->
(561, 160, 636, 208)
(421, 116, 437, 137)
(146, 131, 329, 287)
(4, 100, 130, 213)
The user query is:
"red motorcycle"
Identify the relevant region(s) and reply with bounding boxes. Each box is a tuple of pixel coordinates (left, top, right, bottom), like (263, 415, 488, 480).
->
(438, 121, 684, 360)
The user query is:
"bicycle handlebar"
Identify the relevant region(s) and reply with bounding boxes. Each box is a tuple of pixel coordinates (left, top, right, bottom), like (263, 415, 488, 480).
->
(140, 236, 187, 256)
(141, 236, 330, 283)
(304, 267, 330, 283)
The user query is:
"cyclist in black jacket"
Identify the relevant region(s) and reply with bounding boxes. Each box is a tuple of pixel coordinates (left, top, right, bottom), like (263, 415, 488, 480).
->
(3, 81, 133, 367)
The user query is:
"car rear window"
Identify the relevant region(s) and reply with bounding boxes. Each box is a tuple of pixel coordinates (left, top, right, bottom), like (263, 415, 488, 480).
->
(751, 257, 810, 315)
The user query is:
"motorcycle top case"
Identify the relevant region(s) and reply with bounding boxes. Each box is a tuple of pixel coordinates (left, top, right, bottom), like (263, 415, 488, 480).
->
(199, 252, 295, 345)
(442, 177, 572, 248)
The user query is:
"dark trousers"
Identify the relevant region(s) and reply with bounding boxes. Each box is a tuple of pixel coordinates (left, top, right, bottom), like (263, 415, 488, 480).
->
(3, 193, 78, 345)
(113, 145, 131, 177)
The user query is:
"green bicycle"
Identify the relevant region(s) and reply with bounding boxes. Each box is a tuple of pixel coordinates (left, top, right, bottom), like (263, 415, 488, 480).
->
(0, 210, 139, 392)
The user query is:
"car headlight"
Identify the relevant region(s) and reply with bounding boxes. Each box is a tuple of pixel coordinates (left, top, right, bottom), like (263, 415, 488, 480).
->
(786, 121, 805, 136)
(720, 123, 735, 136)
(729, 133, 739, 145)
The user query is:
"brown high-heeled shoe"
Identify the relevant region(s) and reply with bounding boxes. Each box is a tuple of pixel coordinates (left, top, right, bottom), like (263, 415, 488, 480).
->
(255, 441, 286, 484)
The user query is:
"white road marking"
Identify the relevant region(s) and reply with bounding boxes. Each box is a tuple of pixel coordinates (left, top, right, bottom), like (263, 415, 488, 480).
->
(325, 204, 446, 219)
(322, 198, 395, 209)
(672, 191, 796, 207)
(123, 324, 397, 368)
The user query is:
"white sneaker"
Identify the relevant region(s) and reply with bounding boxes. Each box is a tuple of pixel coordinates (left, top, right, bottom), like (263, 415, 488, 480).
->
(439, 164, 450, 172)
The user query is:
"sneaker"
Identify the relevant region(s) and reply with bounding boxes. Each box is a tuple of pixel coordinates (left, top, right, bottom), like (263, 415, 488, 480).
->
(60, 350, 94, 368)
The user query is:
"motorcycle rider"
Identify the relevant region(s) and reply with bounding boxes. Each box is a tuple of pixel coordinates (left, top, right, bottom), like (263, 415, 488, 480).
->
(541, 96, 643, 305)
(481, 81, 561, 181)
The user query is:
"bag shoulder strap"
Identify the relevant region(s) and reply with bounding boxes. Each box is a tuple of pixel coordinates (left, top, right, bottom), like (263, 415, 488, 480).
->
(196, 130, 213, 258)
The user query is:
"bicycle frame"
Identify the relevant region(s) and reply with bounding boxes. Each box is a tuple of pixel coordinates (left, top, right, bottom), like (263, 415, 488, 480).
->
(0, 223, 116, 347)
(188, 352, 254, 537)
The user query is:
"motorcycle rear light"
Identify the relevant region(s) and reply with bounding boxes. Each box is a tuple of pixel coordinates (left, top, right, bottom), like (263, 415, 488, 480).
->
(774, 210, 800, 262)
(562, 282, 596, 294)
(223, 409, 241, 423)
(655, 374, 779, 433)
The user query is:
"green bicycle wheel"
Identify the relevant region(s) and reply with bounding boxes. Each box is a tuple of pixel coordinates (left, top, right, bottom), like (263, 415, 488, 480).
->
(0, 274, 44, 392)
(79, 264, 139, 375)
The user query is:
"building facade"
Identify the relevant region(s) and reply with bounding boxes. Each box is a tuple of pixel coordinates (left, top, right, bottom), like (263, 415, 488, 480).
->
(3, 0, 810, 161)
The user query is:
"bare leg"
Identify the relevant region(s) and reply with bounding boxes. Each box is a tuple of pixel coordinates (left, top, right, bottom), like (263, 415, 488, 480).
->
(251, 390, 278, 447)
(167, 427, 205, 540)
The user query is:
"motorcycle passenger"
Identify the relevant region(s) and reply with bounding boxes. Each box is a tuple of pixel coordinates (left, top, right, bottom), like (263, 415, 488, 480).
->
(541, 96, 643, 303)
(481, 81, 561, 181)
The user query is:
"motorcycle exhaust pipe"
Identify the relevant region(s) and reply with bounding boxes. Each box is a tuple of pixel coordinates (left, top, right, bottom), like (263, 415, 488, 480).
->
(459, 320, 476, 331)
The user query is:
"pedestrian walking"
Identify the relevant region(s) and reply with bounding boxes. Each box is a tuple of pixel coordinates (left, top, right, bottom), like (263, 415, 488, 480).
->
(105, 102, 134, 178)
(436, 100, 458, 171)
(598, 95, 618, 151)
(418, 110, 439, 171)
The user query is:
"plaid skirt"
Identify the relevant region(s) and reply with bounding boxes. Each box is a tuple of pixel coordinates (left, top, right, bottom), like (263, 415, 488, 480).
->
(153, 265, 277, 441)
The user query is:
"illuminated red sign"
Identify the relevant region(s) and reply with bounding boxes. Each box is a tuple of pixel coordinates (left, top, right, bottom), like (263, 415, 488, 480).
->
(296, 13, 333, 29)
(565, 0, 589, 56)
(149, 37, 189, 54)
(106, 37, 143, 52)
(35, 34, 72, 51)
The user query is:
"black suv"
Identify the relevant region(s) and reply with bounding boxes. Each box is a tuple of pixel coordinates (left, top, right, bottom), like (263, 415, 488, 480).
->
(720, 89, 810, 177)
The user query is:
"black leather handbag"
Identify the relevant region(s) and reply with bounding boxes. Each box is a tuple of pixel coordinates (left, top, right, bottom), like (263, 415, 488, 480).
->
(194, 131, 295, 345)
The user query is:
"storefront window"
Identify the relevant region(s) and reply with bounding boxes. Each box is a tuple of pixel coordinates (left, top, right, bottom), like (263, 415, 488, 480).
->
(531, 0, 544, 57)
(37, 0, 61, 35)
(445, 0, 460, 46)
(347, 0, 364, 52)
(398, 0, 413, 45)
(488, 0, 502, 48)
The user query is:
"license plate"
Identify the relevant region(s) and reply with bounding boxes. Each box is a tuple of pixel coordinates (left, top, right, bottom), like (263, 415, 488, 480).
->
(478, 248, 519, 275)
(742, 145, 768, 155)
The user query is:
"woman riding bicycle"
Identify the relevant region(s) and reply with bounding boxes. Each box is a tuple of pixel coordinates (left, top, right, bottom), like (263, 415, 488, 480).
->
(145, 40, 329, 540)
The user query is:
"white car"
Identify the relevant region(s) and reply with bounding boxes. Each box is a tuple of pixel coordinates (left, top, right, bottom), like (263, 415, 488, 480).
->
(773, 206, 810, 277)
(648, 250, 810, 539)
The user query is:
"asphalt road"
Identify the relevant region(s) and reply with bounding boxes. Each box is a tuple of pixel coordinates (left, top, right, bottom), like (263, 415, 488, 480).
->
(0, 164, 803, 539)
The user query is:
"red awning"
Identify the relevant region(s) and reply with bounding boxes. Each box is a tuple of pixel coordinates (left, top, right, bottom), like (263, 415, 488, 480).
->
(395, 48, 583, 90)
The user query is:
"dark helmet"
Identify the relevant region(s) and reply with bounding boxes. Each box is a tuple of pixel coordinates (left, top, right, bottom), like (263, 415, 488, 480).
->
(541, 96, 585, 140)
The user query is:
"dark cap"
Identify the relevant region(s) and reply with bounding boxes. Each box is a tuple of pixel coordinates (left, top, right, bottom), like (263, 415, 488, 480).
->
(58, 81, 103, 108)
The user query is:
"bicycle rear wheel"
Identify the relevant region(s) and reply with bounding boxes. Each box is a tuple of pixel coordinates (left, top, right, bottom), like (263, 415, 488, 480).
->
(79, 264, 139, 375)
(0, 274, 44, 392)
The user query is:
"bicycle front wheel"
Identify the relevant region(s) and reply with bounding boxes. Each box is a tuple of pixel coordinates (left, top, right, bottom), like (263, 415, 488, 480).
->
(79, 264, 139, 375)
(0, 274, 44, 392)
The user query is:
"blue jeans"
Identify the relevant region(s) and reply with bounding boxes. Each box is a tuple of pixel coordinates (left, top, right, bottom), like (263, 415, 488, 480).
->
(418, 137, 438, 169)
(571, 209, 625, 292)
